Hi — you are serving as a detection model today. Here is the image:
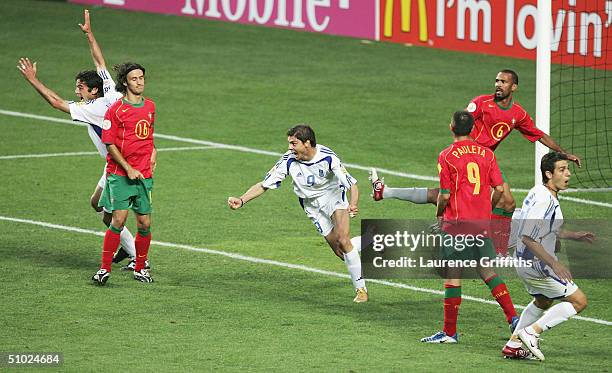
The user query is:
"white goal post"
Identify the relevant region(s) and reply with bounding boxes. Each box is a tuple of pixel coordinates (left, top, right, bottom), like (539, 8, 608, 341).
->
(535, 0, 552, 186)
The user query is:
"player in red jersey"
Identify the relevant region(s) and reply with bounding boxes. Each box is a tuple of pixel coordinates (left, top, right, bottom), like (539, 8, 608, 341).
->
(369, 70, 581, 255)
(92, 62, 157, 285)
(421, 111, 520, 344)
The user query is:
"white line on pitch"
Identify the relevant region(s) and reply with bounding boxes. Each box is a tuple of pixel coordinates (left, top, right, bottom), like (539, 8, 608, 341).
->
(1, 109, 611, 207)
(0, 151, 100, 160)
(0, 214, 610, 327)
(0, 146, 219, 160)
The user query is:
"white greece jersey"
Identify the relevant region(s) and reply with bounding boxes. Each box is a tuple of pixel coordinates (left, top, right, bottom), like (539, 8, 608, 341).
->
(514, 184, 564, 278)
(68, 68, 123, 158)
(262, 144, 357, 199)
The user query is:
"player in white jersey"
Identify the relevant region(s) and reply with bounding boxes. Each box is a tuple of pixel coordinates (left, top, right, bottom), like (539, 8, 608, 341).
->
(17, 10, 141, 268)
(227, 125, 367, 302)
(501, 152, 594, 361)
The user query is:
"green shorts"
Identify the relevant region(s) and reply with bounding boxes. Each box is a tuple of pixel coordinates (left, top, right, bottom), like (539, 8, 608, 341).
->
(440, 232, 495, 261)
(99, 174, 153, 214)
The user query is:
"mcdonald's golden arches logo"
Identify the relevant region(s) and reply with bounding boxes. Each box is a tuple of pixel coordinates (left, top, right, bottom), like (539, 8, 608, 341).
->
(383, 0, 428, 41)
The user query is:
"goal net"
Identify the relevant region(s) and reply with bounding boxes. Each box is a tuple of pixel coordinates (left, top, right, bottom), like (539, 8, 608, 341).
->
(539, 0, 612, 189)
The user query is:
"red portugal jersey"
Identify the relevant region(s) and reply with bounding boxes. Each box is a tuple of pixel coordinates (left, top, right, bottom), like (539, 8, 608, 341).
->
(102, 98, 155, 178)
(438, 139, 503, 223)
(467, 95, 544, 151)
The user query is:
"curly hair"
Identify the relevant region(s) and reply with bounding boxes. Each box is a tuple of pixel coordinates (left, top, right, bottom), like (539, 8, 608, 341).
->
(113, 62, 146, 94)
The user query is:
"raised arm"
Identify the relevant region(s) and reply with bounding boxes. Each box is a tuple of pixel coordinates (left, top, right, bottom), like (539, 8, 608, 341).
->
(17, 58, 69, 113)
(79, 9, 106, 71)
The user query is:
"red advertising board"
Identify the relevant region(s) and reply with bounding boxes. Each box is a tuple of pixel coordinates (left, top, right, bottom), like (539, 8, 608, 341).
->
(68, 0, 377, 39)
(379, 0, 612, 69)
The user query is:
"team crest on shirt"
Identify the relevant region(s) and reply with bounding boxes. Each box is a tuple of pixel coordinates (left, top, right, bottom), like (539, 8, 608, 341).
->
(466, 102, 477, 113)
(102, 119, 112, 130)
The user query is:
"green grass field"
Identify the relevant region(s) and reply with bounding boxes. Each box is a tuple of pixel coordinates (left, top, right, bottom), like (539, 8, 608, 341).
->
(0, 1, 611, 371)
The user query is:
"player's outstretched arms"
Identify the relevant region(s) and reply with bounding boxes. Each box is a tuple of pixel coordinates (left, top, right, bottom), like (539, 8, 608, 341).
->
(78, 9, 106, 70)
(559, 230, 595, 243)
(228, 182, 267, 210)
(17, 58, 69, 113)
(539, 134, 582, 167)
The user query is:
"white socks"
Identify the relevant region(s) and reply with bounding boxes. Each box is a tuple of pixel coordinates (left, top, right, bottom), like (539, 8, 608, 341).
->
(350, 236, 362, 252)
(506, 300, 546, 347)
(383, 187, 428, 203)
(536, 301, 577, 332)
(508, 301, 577, 347)
(120, 227, 136, 258)
(344, 248, 365, 289)
(512, 300, 545, 336)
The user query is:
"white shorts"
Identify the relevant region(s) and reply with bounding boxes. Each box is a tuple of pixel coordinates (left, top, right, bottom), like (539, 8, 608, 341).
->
(516, 266, 579, 299)
(96, 164, 111, 213)
(97, 164, 107, 189)
(300, 191, 349, 236)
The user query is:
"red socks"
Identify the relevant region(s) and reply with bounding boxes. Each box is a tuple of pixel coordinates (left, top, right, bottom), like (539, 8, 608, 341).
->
(134, 230, 151, 271)
(443, 284, 462, 336)
(491, 210, 512, 256)
(100, 227, 122, 271)
(485, 275, 517, 323)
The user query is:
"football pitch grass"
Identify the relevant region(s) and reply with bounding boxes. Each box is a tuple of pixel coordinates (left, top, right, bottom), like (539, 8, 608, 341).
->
(1, 1, 611, 371)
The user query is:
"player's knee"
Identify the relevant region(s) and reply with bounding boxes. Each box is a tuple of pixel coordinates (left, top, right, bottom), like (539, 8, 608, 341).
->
(505, 199, 516, 212)
(572, 293, 588, 313)
(137, 220, 151, 232)
(111, 216, 127, 229)
(138, 223, 151, 232)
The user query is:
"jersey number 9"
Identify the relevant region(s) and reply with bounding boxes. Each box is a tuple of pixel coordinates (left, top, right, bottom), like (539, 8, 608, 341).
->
(306, 175, 315, 186)
(467, 162, 481, 195)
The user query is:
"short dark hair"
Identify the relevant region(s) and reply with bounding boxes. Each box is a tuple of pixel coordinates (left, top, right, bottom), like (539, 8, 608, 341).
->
(287, 124, 316, 147)
(540, 152, 569, 183)
(113, 62, 146, 94)
(499, 69, 519, 85)
(75, 70, 103, 96)
(451, 110, 474, 136)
